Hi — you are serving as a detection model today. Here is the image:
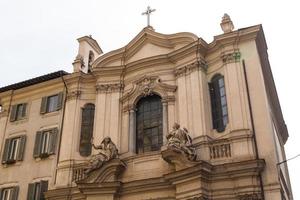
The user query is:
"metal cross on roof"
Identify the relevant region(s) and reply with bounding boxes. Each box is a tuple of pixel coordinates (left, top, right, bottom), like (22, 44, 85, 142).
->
(142, 6, 156, 27)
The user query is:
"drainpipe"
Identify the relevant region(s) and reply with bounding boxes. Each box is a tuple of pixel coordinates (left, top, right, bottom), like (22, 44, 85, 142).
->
(242, 59, 265, 199)
(54, 72, 68, 184)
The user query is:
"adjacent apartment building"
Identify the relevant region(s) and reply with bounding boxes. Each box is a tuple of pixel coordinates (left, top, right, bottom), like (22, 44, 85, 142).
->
(0, 14, 293, 200)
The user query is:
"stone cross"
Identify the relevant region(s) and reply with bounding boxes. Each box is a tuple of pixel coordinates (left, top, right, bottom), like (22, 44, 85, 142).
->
(142, 6, 156, 27)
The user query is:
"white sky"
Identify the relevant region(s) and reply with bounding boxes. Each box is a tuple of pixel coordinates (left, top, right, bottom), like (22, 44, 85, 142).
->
(0, 0, 299, 198)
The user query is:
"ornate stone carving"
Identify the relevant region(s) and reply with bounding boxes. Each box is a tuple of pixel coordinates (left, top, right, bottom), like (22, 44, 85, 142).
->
(220, 13, 234, 33)
(84, 137, 119, 175)
(166, 123, 196, 161)
(138, 76, 156, 97)
(121, 75, 177, 112)
(175, 60, 207, 77)
(221, 50, 241, 64)
(238, 193, 261, 200)
(209, 143, 231, 159)
(96, 83, 124, 93)
(67, 90, 81, 100)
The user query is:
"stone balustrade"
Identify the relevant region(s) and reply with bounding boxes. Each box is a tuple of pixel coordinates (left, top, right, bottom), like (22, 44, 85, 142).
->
(209, 143, 231, 159)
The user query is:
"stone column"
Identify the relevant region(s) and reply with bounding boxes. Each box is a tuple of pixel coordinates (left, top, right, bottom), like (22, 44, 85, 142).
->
(128, 107, 136, 153)
(162, 101, 168, 144)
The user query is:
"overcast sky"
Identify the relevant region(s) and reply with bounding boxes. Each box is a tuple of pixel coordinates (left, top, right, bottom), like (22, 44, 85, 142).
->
(0, 0, 299, 198)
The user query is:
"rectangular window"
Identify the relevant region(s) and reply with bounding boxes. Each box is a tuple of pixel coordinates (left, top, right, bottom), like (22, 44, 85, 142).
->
(40, 92, 63, 114)
(33, 128, 58, 158)
(2, 136, 26, 165)
(27, 181, 48, 200)
(0, 187, 19, 200)
(10, 103, 27, 122)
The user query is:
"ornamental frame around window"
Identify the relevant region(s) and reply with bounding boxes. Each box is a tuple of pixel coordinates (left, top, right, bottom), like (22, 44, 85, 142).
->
(209, 74, 228, 132)
(79, 103, 95, 157)
(135, 94, 163, 154)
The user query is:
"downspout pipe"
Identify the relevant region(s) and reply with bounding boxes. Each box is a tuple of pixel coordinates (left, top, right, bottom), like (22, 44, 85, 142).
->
(242, 59, 265, 199)
(54, 71, 68, 184)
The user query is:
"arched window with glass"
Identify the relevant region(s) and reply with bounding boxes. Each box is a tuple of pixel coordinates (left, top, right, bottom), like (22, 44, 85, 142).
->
(79, 103, 95, 156)
(209, 74, 228, 132)
(136, 95, 163, 154)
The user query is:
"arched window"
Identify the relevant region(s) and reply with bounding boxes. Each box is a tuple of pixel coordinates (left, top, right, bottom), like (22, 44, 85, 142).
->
(209, 75, 228, 132)
(79, 103, 95, 156)
(136, 95, 163, 154)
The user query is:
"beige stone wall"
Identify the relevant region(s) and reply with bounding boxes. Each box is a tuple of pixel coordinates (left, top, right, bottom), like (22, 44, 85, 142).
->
(0, 79, 65, 199)
(0, 24, 292, 200)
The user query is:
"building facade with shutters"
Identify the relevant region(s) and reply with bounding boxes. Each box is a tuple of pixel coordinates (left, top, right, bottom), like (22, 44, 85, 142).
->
(0, 15, 293, 200)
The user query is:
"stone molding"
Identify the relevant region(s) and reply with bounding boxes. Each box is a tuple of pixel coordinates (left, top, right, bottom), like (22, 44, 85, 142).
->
(66, 90, 81, 101)
(209, 143, 231, 159)
(96, 83, 124, 93)
(221, 50, 241, 64)
(175, 60, 207, 78)
(77, 159, 126, 184)
(46, 159, 265, 200)
(121, 75, 177, 112)
(238, 193, 262, 200)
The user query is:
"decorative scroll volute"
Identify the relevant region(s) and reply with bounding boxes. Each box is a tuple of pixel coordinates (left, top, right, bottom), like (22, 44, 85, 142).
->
(120, 75, 177, 111)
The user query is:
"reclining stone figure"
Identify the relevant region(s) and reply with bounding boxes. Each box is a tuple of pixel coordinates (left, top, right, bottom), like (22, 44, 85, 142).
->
(84, 136, 118, 174)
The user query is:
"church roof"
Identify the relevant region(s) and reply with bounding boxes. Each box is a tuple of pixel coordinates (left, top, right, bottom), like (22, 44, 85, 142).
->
(0, 70, 69, 93)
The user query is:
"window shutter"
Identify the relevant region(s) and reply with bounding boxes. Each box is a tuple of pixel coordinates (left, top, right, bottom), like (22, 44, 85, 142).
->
(17, 135, 26, 161)
(48, 128, 58, 154)
(21, 103, 27, 118)
(2, 139, 10, 164)
(56, 92, 63, 111)
(33, 131, 42, 158)
(27, 183, 35, 200)
(11, 186, 19, 200)
(40, 180, 48, 200)
(10, 105, 17, 122)
(40, 97, 48, 114)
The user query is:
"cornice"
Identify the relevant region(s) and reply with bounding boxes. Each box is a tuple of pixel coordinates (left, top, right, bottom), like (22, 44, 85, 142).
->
(93, 27, 201, 70)
(77, 36, 103, 54)
(66, 90, 81, 101)
(174, 60, 207, 78)
(208, 24, 262, 54)
(96, 82, 124, 93)
(220, 49, 241, 64)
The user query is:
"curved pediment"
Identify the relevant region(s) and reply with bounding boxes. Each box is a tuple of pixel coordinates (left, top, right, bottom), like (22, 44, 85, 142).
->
(93, 27, 199, 68)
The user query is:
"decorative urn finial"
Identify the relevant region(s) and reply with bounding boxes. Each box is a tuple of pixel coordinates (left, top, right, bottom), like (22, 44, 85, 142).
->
(220, 13, 234, 33)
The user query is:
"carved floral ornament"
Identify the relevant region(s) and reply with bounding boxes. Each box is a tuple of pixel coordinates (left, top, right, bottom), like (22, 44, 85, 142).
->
(174, 60, 207, 78)
(120, 76, 177, 111)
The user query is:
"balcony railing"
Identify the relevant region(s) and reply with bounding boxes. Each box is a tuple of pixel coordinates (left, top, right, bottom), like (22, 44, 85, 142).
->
(72, 163, 87, 182)
(209, 143, 231, 159)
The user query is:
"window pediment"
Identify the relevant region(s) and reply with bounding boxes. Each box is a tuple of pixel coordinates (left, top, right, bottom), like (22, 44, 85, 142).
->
(120, 76, 176, 110)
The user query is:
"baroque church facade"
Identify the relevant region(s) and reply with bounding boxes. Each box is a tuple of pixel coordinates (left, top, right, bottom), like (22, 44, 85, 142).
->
(0, 14, 293, 200)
